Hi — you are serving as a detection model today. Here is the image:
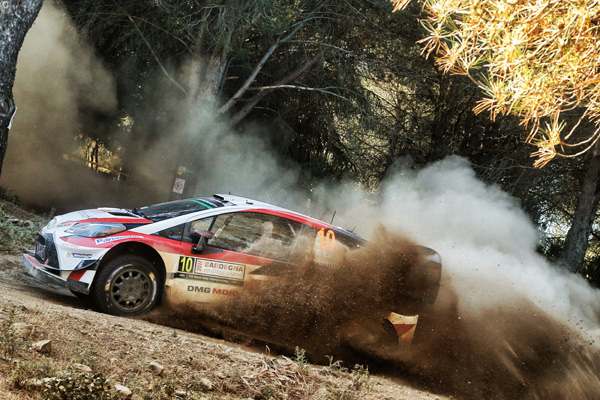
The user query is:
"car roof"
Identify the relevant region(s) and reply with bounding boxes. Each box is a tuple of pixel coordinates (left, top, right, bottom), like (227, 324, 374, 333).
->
(133, 194, 290, 224)
(132, 194, 364, 243)
(212, 194, 282, 210)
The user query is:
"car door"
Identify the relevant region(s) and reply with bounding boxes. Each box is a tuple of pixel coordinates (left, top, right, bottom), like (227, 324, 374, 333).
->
(168, 211, 311, 306)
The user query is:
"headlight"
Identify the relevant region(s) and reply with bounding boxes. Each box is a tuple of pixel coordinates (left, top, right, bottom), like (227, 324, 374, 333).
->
(66, 222, 127, 238)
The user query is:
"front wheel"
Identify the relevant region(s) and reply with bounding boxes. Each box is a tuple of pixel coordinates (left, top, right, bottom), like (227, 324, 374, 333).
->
(91, 255, 161, 316)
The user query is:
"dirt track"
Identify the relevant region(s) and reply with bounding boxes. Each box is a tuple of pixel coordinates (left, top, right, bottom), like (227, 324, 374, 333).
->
(0, 252, 449, 400)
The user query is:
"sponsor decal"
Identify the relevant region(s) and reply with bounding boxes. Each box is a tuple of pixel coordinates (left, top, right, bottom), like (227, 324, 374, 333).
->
(212, 288, 239, 296)
(186, 286, 240, 297)
(94, 235, 144, 245)
(67, 252, 93, 259)
(187, 285, 211, 293)
(197, 260, 245, 280)
(174, 272, 244, 285)
(178, 256, 246, 284)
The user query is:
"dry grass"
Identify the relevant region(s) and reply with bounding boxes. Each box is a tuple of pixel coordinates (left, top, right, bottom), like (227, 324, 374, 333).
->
(0, 296, 424, 400)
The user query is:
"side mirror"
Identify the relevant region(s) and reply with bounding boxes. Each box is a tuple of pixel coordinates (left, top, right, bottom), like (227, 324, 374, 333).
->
(191, 229, 214, 253)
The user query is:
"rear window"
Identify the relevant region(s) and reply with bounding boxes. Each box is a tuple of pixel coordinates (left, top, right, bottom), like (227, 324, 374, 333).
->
(133, 198, 223, 222)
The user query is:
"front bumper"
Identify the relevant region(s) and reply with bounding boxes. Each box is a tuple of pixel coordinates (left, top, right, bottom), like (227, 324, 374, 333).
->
(22, 253, 93, 295)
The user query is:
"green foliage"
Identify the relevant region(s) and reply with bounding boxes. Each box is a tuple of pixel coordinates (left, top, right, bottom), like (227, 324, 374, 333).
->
(0, 309, 21, 361)
(0, 186, 19, 205)
(0, 202, 51, 252)
(42, 371, 116, 400)
(11, 359, 55, 390)
(293, 346, 308, 373)
(324, 355, 348, 376)
(61, 0, 459, 185)
(330, 364, 371, 400)
(349, 364, 371, 392)
(70, 342, 97, 370)
(142, 371, 178, 400)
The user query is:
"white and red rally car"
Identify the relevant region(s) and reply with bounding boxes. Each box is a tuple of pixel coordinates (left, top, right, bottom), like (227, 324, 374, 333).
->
(23, 194, 441, 346)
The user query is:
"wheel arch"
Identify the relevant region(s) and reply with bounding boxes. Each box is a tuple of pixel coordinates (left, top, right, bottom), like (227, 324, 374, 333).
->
(98, 241, 167, 285)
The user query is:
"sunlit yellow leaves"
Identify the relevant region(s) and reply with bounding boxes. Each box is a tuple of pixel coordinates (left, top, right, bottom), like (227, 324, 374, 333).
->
(391, 0, 600, 167)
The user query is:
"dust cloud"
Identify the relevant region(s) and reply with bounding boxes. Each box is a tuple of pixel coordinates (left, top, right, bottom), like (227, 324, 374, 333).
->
(122, 99, 304, 207)
(2, 0, 302, 212)
(1, 0, 128, 210)
(370, 157, 600, 399)
(155, 157, 600, 399)
(218, 230, 425, 355)
(293, 158, 600, 398)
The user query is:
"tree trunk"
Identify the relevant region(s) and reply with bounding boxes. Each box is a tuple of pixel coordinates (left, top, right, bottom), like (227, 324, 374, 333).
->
(559, 146, 600, 273)
(0, 0, 44, 177)
(198, 41, 229, 101)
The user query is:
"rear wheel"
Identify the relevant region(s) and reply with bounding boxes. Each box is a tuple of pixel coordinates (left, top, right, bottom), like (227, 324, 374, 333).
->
(91, 255, 161, 316)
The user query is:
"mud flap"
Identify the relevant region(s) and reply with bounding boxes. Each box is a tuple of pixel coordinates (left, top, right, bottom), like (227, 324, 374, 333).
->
(386, 312, 419, 344)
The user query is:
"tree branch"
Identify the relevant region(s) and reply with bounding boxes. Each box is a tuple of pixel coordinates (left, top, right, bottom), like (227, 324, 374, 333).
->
(217, 21, 307, 116)
(228, 46, 329, 126)
(127, 15, 190, 97)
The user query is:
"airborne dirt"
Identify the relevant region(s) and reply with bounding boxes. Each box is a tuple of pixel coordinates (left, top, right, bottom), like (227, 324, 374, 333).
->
(166, 229, 429, 362)
(160, 228, 600, 400)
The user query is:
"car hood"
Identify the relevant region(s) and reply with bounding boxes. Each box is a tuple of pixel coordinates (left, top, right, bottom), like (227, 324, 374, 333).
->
(43, 208, 149, 234)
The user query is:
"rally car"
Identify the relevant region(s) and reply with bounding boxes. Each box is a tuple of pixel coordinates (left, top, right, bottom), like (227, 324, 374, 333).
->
(23, 194, 441, 347)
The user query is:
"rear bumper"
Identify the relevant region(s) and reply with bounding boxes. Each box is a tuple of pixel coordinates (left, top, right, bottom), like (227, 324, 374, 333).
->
(22, 253, 91, 295)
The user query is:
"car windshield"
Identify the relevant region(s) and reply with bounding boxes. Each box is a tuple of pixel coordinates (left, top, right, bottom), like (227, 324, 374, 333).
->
(133, 198, 224, 222)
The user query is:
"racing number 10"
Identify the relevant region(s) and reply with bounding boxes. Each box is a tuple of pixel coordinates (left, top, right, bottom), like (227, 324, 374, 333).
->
(179, 256, 195, 273)
(317, 228, 336, 253)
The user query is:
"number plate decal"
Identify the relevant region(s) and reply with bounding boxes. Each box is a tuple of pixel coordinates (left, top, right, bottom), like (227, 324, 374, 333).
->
(177, 256, 246, 285)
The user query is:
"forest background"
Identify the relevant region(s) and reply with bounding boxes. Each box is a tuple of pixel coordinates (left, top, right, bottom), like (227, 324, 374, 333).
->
(1, 0, 599, 286)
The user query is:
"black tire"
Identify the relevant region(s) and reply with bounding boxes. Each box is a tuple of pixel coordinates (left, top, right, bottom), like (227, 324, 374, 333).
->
(91, 255, 161, 316)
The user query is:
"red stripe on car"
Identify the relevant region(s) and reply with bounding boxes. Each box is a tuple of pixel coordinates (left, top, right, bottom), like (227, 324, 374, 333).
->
(392, 323, 415, 337)
(68, 270, 86, 281)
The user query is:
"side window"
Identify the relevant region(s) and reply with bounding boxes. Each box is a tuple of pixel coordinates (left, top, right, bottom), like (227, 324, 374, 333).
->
(154, 224, 185, 241)
(208, 212, 309, 261)
(183, 217, 215, 243)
